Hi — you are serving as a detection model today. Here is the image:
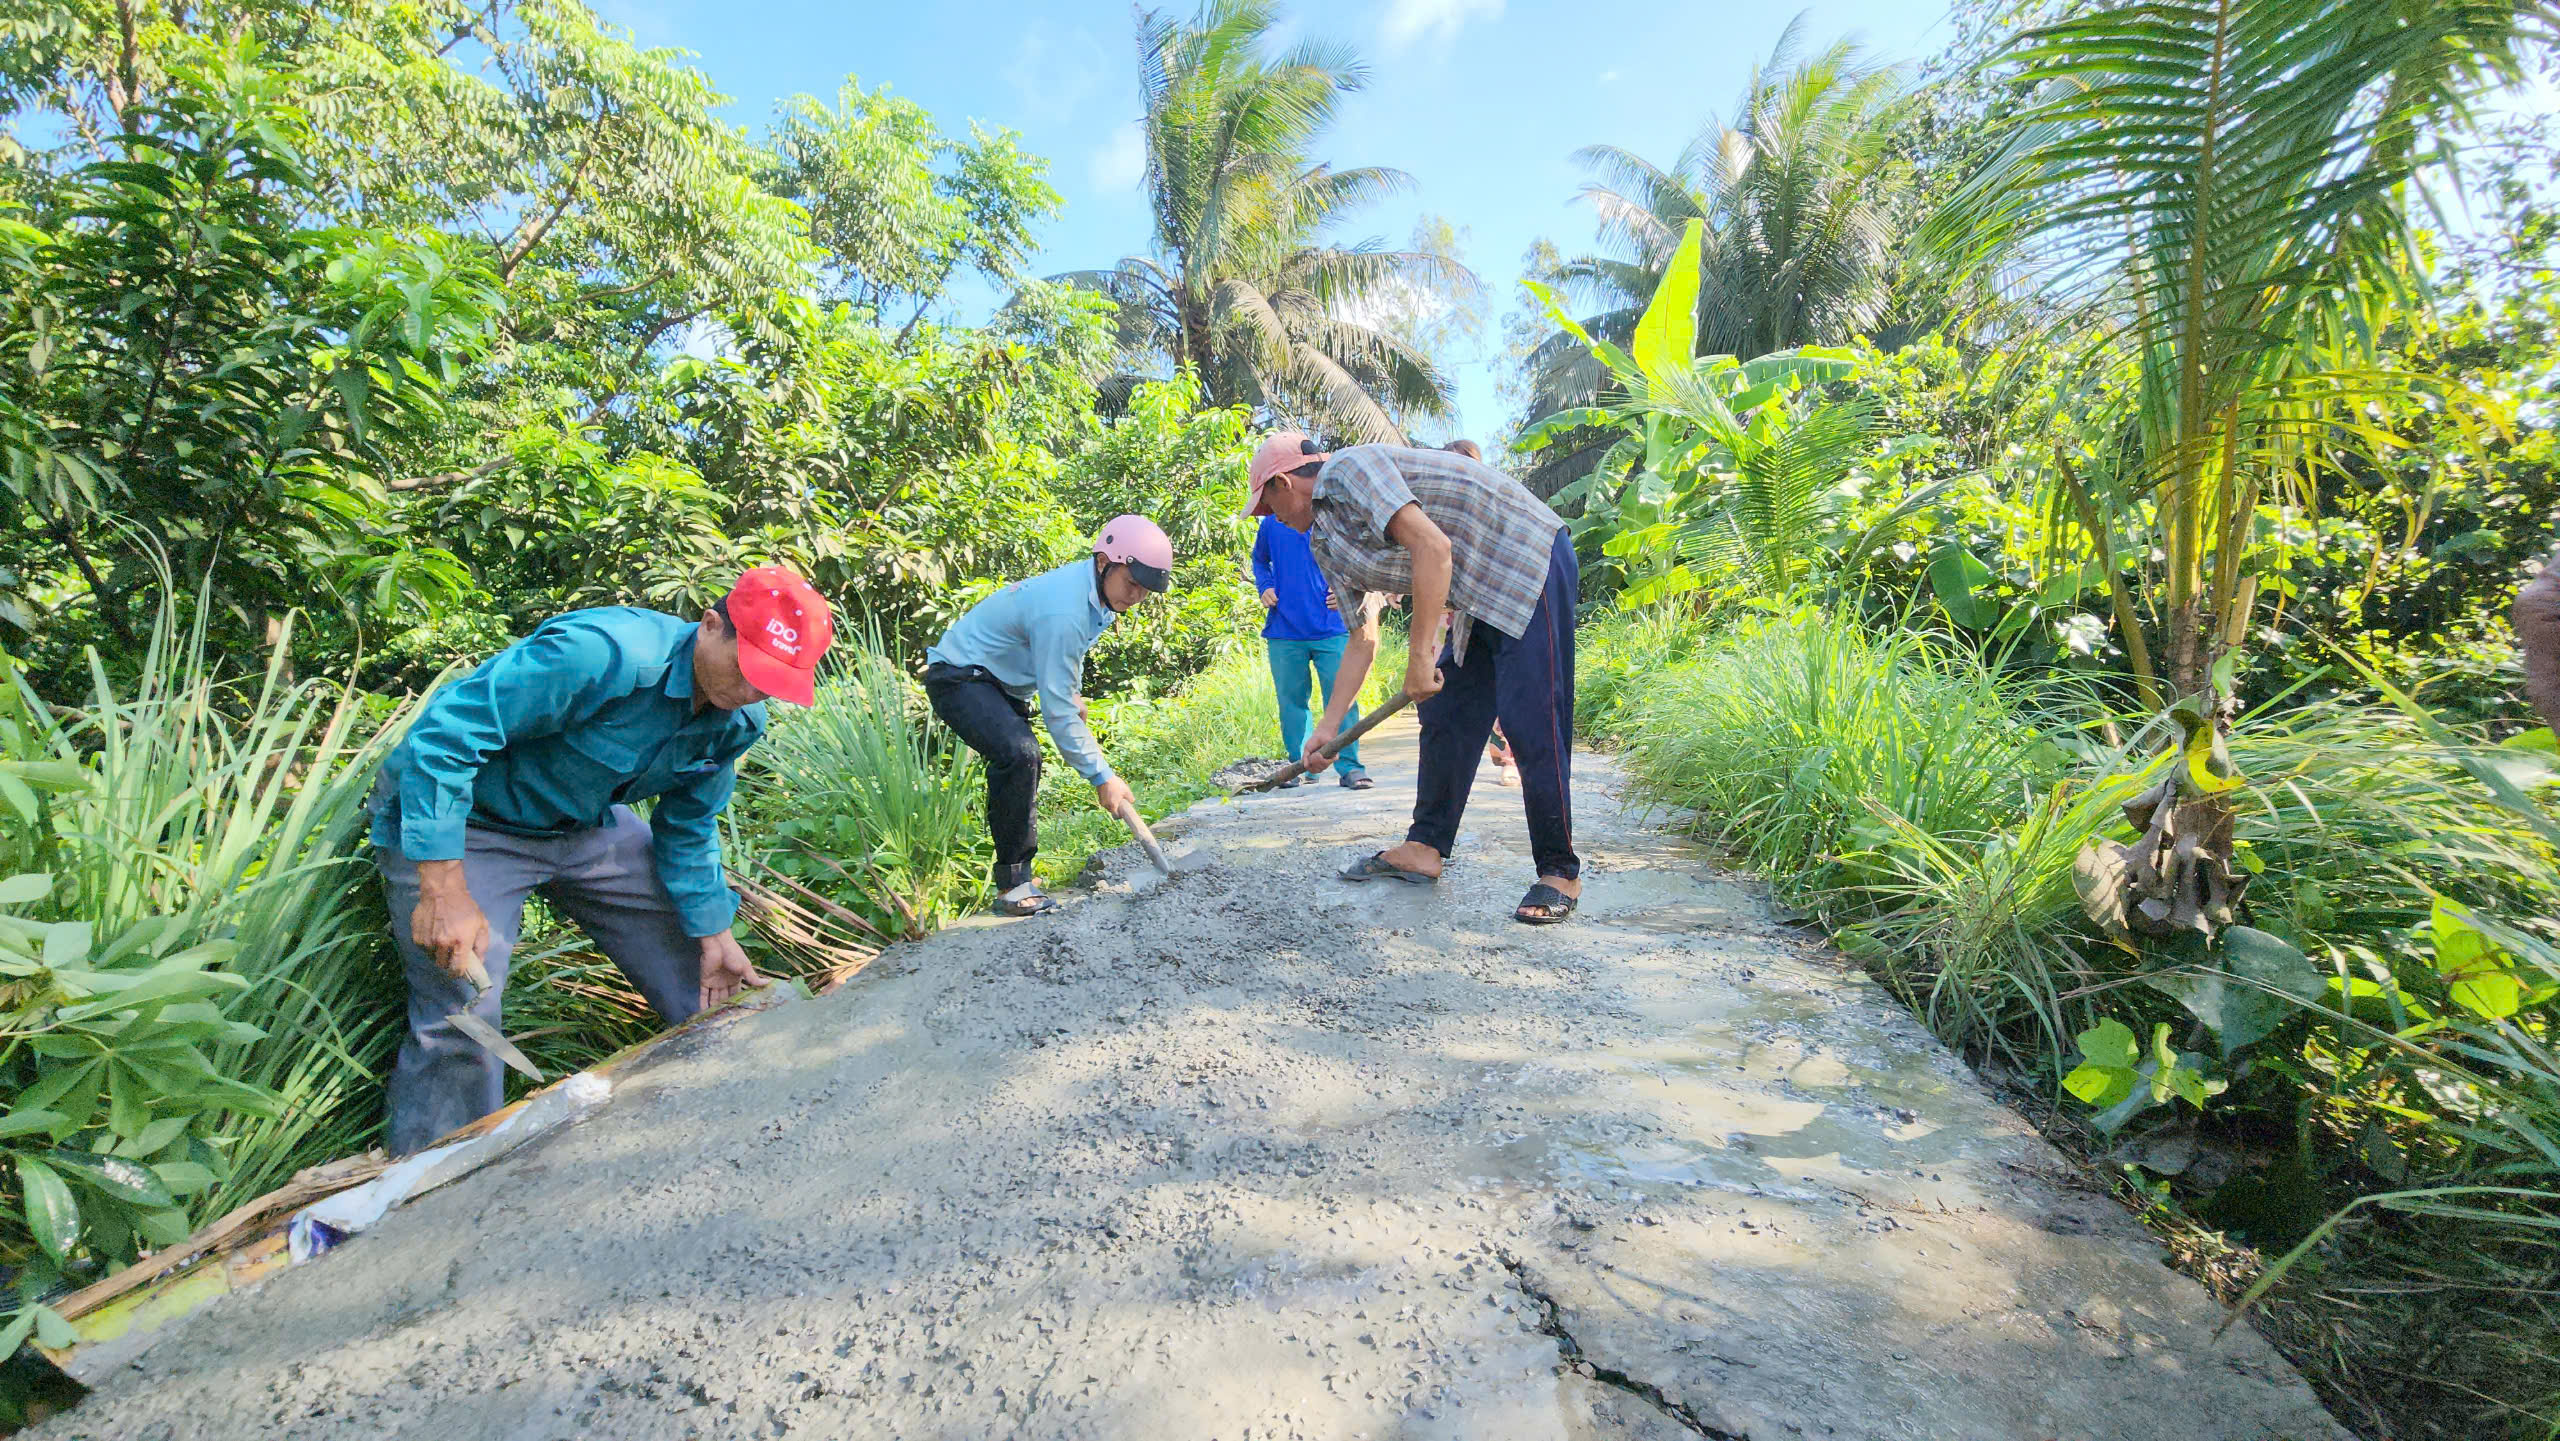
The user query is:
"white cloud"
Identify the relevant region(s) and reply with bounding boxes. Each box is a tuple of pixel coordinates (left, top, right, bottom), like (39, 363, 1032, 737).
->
(1089, 123, 1147, 193)
(1379, 0, 1503, 54)
(1599, 69, 1621, 85)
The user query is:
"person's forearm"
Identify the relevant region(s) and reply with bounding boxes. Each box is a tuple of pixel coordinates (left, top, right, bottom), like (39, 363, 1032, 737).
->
(1321, 627, 1378, 731)
(2516, 565, 2560, 732)
(652, 764, 741, 937)
(1405, 540, 1451, 678)
(1044, 711, 1114, 787)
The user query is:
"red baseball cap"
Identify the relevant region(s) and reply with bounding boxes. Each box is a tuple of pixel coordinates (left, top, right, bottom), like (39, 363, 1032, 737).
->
(724, 566, 833, 706)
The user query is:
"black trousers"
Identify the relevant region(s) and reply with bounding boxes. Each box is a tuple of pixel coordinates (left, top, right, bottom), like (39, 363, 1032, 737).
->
(925, 663, 1040, 889)
(1408, 526, 1580, 882)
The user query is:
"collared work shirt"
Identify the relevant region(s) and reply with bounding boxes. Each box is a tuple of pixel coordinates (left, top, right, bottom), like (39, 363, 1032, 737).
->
(1307, 444, 1567, 663)
(371, 608, 765, 938)
(926, 557, 1120, 784)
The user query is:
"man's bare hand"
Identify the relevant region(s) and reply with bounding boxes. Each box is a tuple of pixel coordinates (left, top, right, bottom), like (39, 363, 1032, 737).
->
(1259, 587, 1279, 608)
(697, 930, 762, 1010)
(1304, 718, 1341, 772)
(1403, 656, 1444, 705)
(1096, 776, 1135, 816)
(412, 860, 491, 987)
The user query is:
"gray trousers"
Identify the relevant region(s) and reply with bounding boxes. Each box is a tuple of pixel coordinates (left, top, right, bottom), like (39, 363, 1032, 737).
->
(380, 805, 701, 1156)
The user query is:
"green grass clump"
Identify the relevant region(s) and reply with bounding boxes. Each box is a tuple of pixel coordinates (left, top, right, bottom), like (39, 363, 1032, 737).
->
(1594, 600, 2560, 1440)
(1, 606, 416, 1328)
(741, 644, 991, 936)
(1611, 603, 2092, 908)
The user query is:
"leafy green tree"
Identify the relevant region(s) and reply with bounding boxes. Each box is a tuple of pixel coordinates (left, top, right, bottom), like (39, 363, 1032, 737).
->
(1059, 372, 1257, 690)
(0, 47, 497, 665)
(1060, 0, 1467, 442)
(1931, 0, 2551, 707)
(765, 78, 1061, 334)
(5, 1, 821, 494)
(1522, 221, 1906, 608)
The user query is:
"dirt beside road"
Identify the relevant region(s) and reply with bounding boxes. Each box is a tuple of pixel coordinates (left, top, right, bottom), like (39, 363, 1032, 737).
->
(38, 722, 2348, 1441)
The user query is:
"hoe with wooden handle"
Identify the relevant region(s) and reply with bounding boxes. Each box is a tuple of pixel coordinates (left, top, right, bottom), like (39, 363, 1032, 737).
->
(1239, 692, 1413, 793)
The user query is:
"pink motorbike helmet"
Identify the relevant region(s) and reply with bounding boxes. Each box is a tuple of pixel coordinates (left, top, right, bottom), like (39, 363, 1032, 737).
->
(1094, 515, 1174, 593)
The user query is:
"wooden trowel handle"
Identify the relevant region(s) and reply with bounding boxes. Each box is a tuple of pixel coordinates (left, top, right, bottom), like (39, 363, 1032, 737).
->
(1114, 802, 1174, 875)
(1249, 692, 1413, 791)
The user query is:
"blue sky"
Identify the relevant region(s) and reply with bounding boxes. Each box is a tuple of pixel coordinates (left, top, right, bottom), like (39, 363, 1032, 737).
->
(591, 0, 1956, 435)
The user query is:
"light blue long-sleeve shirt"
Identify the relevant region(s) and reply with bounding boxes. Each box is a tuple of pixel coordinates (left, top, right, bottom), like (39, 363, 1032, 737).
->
(926, 557, 1118, 785)
(370, 608, 764, 937)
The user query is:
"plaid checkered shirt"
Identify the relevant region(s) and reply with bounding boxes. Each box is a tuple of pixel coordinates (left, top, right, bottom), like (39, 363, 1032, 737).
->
(1306, 444, 1566, 664)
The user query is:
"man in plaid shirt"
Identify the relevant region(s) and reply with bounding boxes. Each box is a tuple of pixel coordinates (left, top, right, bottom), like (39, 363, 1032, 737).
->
(1242, 431, 1584, 924)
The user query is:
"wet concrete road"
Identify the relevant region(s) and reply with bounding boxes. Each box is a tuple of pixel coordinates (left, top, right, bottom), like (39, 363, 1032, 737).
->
(42, 723, 2347, 1441)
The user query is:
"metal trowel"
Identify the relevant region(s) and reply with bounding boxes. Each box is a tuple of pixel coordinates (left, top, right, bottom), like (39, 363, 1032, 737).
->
(449, 975, 545, 1082)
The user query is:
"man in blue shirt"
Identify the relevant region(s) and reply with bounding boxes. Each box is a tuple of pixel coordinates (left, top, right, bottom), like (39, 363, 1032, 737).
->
(1251, 514, 1370, 790)
(373, 566, 834, 1153)
(925, 516, 1172, 916)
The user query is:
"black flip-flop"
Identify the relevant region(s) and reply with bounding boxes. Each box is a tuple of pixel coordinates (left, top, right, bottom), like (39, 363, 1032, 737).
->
(1514, 883, 1578, 925)
(1338, 851, 1437, 884)
(1337, 770, 1375, 790)
(993, 888, 1061, 917)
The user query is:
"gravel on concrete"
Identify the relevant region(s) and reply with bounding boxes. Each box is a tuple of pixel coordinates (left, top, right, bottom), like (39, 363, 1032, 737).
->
(38, 721, 2348, 1441)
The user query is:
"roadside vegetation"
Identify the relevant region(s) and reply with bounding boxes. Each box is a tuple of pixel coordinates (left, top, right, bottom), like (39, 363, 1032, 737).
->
(2, 0, 2557, 1436)
(1539, 5, 2560, 1434)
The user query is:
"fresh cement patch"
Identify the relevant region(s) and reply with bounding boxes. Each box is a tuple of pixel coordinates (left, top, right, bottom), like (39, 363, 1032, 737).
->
(31, 722, 2349, 1441)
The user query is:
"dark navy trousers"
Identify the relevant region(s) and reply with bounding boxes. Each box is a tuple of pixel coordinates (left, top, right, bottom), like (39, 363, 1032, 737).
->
(1407, 527, 1580, 881)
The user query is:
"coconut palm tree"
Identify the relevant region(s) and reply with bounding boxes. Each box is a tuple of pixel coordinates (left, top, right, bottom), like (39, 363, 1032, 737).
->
(1923, 0, 2553, 935)
(1058, 0, 1467, 442)
(1512, 24, 1910, 492)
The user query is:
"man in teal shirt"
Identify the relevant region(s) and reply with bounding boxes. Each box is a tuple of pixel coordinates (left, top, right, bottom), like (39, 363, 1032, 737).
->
(374, 566, 834, 1153)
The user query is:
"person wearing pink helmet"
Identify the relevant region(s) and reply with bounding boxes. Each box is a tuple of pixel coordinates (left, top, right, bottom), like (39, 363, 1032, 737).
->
(925, 516, 1172, 915)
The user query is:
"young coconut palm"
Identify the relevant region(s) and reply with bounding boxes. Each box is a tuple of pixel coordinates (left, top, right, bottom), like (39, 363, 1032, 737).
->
(1517, 22, 1910, 495)
(1922, 0, 2552, 936)
(1057, 0, 1465, 441)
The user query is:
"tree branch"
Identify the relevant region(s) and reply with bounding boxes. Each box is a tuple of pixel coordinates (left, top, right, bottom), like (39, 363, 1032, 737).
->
(47, 516, 138, 648)
(497, 116, 606, 281)
(109, 0, 141, 125)
(388, 456, 511, 492)
(436, 0, 507, 58)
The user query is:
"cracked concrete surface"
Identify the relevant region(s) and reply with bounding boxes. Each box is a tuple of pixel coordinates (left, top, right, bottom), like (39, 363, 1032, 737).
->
(38, 722, 2348, 1441)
